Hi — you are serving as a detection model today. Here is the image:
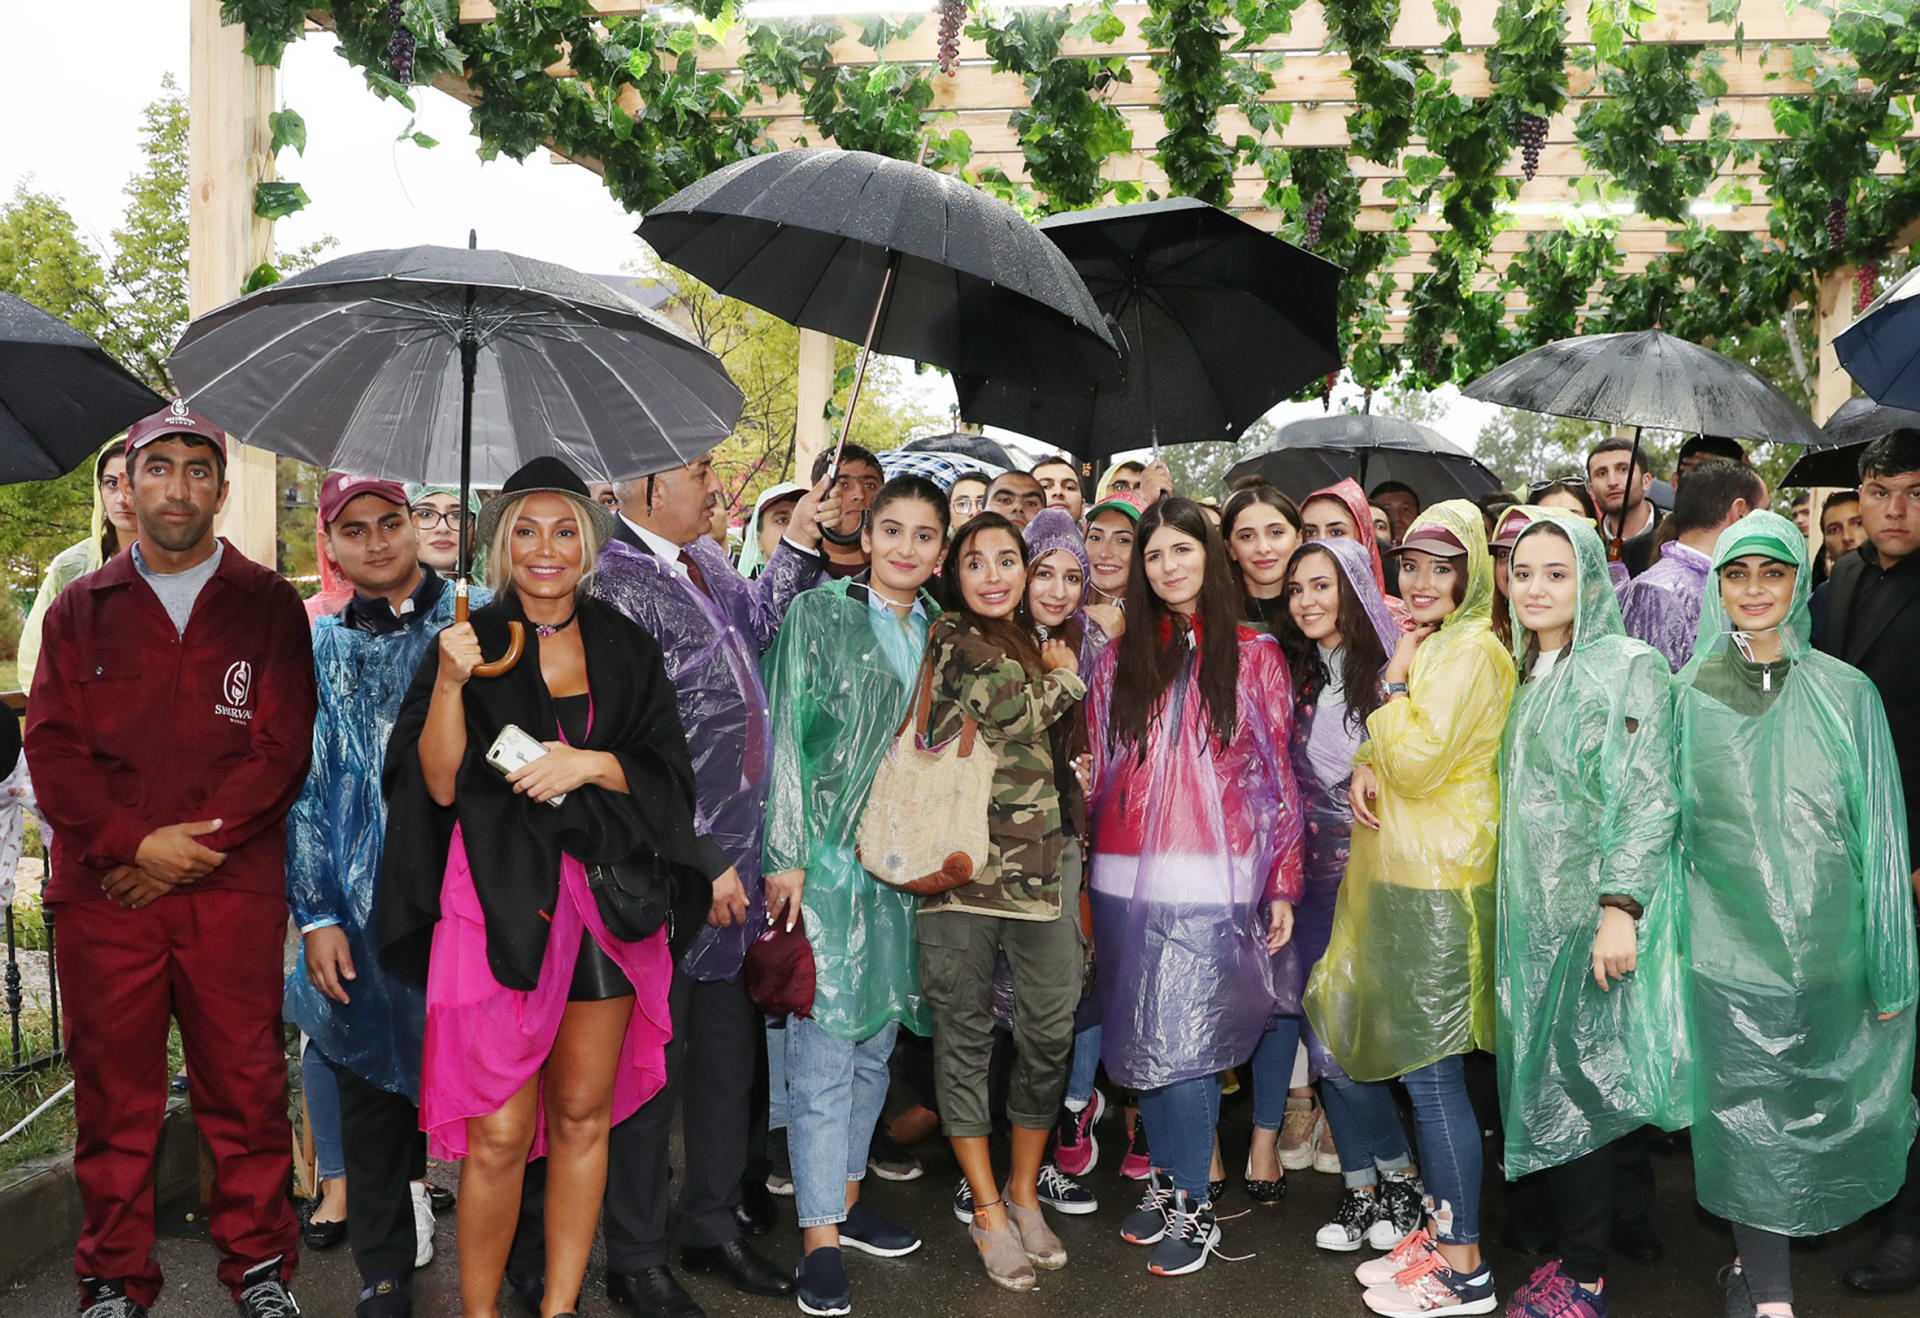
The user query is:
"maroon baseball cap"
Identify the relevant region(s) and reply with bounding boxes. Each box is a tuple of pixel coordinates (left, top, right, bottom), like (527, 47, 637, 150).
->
(1389, 524, 1469, 558)
(1490, 508, 1531, 552)
(318, 472, 411, 528)
(125, 398, 229, 460)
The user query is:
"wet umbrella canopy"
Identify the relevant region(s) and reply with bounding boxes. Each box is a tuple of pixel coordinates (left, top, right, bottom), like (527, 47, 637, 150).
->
(1837, 264, 1920, 411)
(0, 292, 165, 482)
(1780, 396, 1920, 488)
(1226, 413, 1502, 505)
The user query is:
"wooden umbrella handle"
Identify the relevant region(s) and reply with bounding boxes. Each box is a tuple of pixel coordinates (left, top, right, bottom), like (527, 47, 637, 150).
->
(454, 582, 525, 677)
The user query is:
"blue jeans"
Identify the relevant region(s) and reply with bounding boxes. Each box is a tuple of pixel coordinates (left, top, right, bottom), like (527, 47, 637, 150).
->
(767, 1018, 788, 1131)
(1136, 1074, 1221, 1203)
(1322, 1071, 1415, 1189)
(1066, 1024, 1102, 1106)
(784, 1015, 898, 1229)
(1401, 1054, 1480, 1245)
(301, 1037, 345, 1182)
(1249, 1016, 1303, 1130)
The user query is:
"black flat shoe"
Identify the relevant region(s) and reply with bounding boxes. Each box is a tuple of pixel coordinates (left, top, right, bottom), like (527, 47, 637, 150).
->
(735, 1178, 778, 1236)
(607, 1265, 705, 1318)
(682, 1238, 797, 1297)
(1242, 1158, 1285, 1204)
(426, 1183, 456, 1214)
(302, 1216, 348, 1250)
(1208, 1177, 1227, 1203)
(1845, 1231, 1920, 1293)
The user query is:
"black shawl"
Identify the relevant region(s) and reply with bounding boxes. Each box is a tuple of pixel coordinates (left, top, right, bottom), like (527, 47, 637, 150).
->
(376, 591, 725, 990)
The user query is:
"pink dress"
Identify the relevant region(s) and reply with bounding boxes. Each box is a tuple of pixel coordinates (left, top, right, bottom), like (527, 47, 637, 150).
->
(419, 823, 674, 1160)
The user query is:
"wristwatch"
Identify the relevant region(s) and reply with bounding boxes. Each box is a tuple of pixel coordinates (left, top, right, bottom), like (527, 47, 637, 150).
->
(1384, 681, 1409, 698)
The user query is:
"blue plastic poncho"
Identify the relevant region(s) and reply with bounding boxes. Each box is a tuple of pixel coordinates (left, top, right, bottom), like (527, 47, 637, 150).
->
(1675, 509, 1918, 1236)
(761, 580, 937, 1040)
(1306, 500, 1517, 1083)
(284, 581, 481, 1098)
(1494, 508, 1687, 1179)
(593, 534, 820, 980)
(1083, 622, 1303, 1091)
(1280, 537, 1403, 1078)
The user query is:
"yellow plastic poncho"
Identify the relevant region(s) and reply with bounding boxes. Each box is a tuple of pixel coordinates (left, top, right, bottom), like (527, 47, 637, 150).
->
(1676, 509, 1917, 1237)
(1494, 508, 1687, 1179)
(19, 442, 121, 691)
(1306, 500, 1516, 1082)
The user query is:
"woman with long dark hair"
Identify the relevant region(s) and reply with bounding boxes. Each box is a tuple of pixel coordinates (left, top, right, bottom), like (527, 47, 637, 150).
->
(1269, 539, 1429, 1252)
(1305, 501, 1516, 1317)
(918, 513, 1087, 1291)
(1222, 483, 1303, 633)
(1085, 497, 1302, 1278)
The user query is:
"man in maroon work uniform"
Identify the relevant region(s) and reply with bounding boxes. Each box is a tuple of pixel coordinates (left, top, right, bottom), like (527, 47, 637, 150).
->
(25, 401, 317, 1318)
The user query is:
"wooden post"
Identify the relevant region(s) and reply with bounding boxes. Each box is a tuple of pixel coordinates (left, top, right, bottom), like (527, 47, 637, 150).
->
(1804, 264, 1858, 560)
(190, 0, 280, 568)
(794, 328, 835, 483)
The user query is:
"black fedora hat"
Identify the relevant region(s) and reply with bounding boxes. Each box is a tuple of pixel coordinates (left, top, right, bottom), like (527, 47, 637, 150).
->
(475, 455, 618, 548)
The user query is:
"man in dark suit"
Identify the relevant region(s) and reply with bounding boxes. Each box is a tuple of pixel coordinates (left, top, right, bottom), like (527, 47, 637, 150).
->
(1819, 427, 1920, 1296)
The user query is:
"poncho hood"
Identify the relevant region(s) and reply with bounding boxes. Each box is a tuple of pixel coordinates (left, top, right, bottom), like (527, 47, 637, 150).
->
(735, 481, 809, 578)
(1303, 478, 1389, 595)
(1504, 506, 1626, 663)
(1405, 499, 1497, 651)
(1301, 536, 1401, 656)
(1686, 508, 1812, 670)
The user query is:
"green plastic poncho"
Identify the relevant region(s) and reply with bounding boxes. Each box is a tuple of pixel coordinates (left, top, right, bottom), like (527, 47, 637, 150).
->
(1306, 500, 1517, 1082)
(761, 579, 936, 1041)
(1494, 507, 1687, 1180)
(1676, 509, 1918, 1237)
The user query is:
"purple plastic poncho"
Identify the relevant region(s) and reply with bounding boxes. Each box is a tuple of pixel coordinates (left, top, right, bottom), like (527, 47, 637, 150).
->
(1084, 623, 1304, 1090)
(1618, 539, 1711, 673)
(591, 534, 821, 980)
(1273, 538, 1403, 1077)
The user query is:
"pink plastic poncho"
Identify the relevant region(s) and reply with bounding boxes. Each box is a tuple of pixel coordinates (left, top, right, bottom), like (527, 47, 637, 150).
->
(1084, 623, 1304, 1090)
(1303, 479, 1414, 632)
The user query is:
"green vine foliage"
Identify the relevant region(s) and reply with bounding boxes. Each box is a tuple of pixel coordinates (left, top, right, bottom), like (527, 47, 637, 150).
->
(225, 0, 1920, 392)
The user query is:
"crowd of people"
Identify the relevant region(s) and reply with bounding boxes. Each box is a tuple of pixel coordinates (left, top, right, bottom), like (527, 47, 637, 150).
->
(10, 399, 1920, 1318)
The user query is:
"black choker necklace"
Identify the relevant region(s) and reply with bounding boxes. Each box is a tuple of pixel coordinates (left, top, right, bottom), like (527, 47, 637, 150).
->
(533, 609, 575, 638)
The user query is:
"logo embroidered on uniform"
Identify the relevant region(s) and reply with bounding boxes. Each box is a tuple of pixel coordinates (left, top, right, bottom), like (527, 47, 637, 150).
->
(216, 661, 254, 721)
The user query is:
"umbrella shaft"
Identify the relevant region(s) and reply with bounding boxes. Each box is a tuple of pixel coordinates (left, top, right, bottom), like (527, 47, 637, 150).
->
(829, 255, 899, 477)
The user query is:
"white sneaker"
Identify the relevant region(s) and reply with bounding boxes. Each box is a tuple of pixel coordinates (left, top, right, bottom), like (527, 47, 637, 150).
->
(411, 1181, 435, 1267)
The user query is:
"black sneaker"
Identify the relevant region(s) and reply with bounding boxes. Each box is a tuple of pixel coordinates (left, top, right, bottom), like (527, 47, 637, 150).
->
(797, 1247, 851, 1318)
(839, 1200, 922, 1257)
(80, 1279, 148, 1318)
(767, 1126, 794, 1197)
(1036, 1162, 1098, 1215)
(1148, 1191, 1221, 1276)
(1120, 1169, 1176, 1245)
(234, 1257, 300, 1317)
(355, 1277, 411, 1318)
(1721, 1263, 1757, 1318)
(1315, 1185, 1382, 1252)
(1370, 1170, 1426, 1250)
(866, 1130, 923, 1183)
(952, 1175, 974, 1224)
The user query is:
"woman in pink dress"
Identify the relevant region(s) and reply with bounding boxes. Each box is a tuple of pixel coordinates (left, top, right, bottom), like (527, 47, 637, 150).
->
(379, 457, 719, 1318)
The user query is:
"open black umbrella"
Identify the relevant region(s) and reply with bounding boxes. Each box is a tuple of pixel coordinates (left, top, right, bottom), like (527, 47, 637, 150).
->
(1227, 414, 1501, 505)
(1781, 396, 1920, 487)
(899, 430, 1022, 470)
(954, 197, 1342, 459)
(638, 149, 1118, 540)
(170, 238, 743, 675)
(0, 292, 165, 482)
(1837, 265, 1920, 411)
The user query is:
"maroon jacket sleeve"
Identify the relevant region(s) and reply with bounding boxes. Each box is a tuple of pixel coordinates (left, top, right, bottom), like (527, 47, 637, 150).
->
(197, 578, 317, 856)
(24, 594, 150, 870)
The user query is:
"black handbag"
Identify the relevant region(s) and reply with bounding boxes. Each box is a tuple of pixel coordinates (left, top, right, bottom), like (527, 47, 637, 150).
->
(584, 850, 710, 959)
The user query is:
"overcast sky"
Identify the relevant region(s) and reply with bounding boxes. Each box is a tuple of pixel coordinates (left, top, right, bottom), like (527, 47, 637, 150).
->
(0, 4, 1498, 471)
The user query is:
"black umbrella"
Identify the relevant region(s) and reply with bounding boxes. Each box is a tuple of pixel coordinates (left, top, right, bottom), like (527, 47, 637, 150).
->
(900, 430, 1022, 470)
(0, 293, 165, 482)
(954, 197, 1343, 459)
(170, 237, 743, 675)
(637, 149, 1118, 540)
(1837, 265, 1920, 411)
(1226, 414, 1502, 505)
(1781, 396, 1920, 487)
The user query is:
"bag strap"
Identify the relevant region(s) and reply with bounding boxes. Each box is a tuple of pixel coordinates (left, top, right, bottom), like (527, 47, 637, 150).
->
(898, 638, 982, 757)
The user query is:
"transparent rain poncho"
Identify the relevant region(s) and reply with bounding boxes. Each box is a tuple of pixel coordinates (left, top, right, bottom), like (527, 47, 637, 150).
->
(1494, 508, 1687, 1179)
(1083, 623, 1303, 1091)
(1305, 500, 1517, 1082)
(284, 584, 479, 1099)
(1675, 509, 1917, 1236)
(760, 580, 936, 1041)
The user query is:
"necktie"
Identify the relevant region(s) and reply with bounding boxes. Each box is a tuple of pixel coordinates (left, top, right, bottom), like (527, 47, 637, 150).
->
(678, 547, 712, 599)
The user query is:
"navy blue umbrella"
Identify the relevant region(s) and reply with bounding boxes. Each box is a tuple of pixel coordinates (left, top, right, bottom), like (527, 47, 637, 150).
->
(1837, 266, 1920, 411)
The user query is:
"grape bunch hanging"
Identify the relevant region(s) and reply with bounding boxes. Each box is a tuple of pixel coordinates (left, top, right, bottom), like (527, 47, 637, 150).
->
(1302, 191, 1329, 248)
(936, 0, 967, 76)
(388, 0, 417, 84)
(1858, 260, 1880, 314)
(1517, 113, 1548, 182)
(1826, 198, 1848, 252)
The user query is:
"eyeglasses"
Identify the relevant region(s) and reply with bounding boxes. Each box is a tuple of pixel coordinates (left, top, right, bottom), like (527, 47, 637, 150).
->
(411, 507, 471, 530)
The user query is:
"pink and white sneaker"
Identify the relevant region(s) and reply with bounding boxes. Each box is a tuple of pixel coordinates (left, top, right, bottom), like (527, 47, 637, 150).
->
(1356, 1227, 1438, 1287)
(1119, 1118, 1152, 1181)
(1360, 1249, 1497, 1315)
(1053, 1089, 1106, 1177)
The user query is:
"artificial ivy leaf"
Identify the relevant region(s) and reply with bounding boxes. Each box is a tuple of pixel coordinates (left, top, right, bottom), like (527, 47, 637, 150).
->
(628, 50, 654, 80)
(411, 132, 440, 150)
(253, 181, 310, 221)
(269, 108, 307, 157)
(240, 262, 283, 295)
(667, 27, 701, 57)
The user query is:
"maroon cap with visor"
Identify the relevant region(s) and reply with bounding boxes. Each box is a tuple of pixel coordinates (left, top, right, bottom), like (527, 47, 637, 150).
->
(1389, 524, 1469, 558)
(125, 398, 229, 461)
(318, 472, 412, 528)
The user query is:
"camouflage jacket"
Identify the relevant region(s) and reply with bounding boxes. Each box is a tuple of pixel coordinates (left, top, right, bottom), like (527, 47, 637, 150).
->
(921, 615, 1087, 920)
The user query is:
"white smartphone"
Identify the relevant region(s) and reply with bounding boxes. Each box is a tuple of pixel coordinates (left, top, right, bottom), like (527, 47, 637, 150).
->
(485, 723, 566, 807)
